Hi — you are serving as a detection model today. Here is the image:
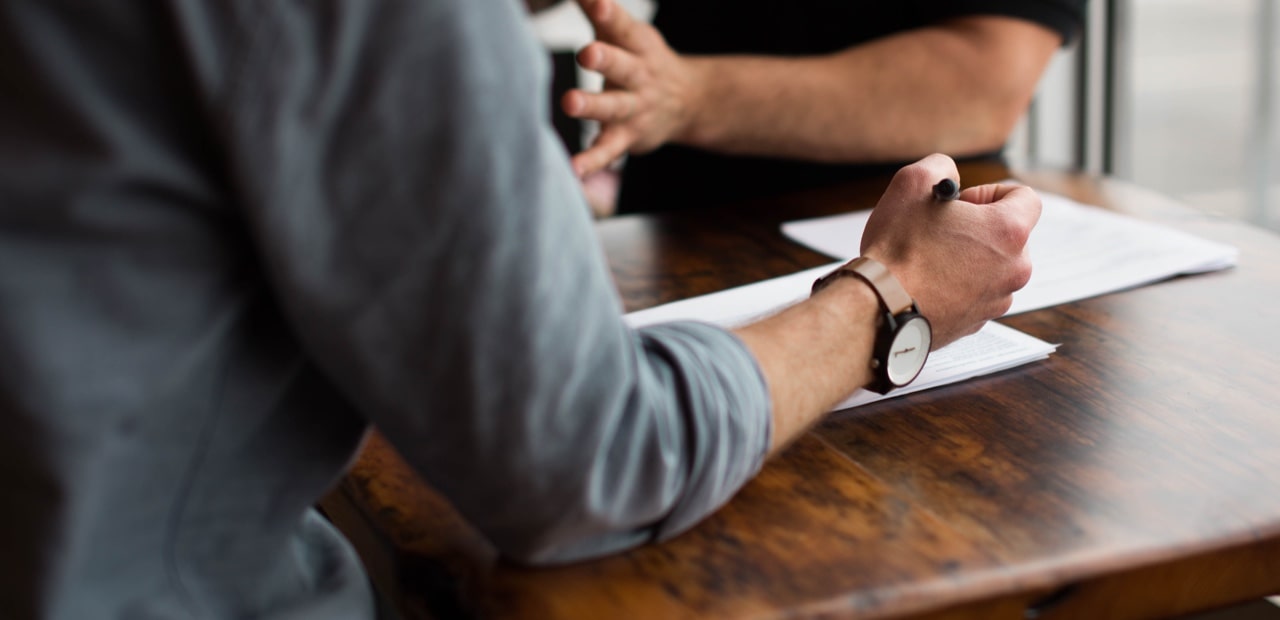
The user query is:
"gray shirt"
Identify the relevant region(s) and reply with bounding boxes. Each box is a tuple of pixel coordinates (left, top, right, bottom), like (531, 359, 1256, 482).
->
(0, 1, 771, 618)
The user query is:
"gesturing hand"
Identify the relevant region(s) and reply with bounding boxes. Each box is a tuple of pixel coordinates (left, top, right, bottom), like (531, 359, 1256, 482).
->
(860, 154, 1041, 349)
(564, 0, 700, 177)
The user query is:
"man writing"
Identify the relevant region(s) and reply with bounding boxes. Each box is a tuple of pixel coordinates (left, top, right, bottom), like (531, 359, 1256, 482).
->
(0, 1, 1038, 618)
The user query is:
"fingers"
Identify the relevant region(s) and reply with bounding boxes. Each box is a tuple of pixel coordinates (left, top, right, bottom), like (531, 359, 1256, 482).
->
(575, 0, 654, 52)
(965, 183, 1043, 241)
(910, 153, 961, 185)
(570, 128, 632, 177)
(562, 89, 638, 123)
(991, 184, 1042, 229)
(575, 42, 643, 89)
(958, 182, 1024, 205)
(958, 183, 999, 204)
(971, 184, 1039, 294)
(883, 156, 1041, 245)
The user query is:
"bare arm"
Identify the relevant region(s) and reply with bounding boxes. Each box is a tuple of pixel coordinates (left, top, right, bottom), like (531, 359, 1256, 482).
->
(679, 17, 1060, 161)
(564, 0, 1061, 175)
(736, 275, 878, 452)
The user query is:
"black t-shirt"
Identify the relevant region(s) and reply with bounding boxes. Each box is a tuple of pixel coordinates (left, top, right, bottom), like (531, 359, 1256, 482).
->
(617, 0, 1086, 213)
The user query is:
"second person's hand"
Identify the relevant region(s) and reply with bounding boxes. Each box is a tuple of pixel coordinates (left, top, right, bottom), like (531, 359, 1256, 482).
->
(564, 0, 703, 177)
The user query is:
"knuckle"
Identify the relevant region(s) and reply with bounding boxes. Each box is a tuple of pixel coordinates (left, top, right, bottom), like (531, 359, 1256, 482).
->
(891, 162, 934, 191)
(891, 153, 957, 193)
(590, 43, 610, 68)
(992, 215, 1032, 250)
(922, 152, 954, 166)
(1007, 259, 1033, 292)
(917, 152, 956, 176)
(636, 24, 662, 47)
(994, 296, 1014, 318)
(600, 95, 618, 116)
(618, 101, 637, 121)
(1006, 188, 1043, 225)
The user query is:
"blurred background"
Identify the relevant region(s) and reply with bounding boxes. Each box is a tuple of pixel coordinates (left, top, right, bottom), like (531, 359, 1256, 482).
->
(1006, 0, 1279, 230)
(1123, 0, 1273, 223)
(534, 0, 1280, 230)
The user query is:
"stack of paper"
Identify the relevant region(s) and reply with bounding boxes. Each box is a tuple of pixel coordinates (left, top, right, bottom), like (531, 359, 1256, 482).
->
(780, 191, 1240, 316)
(625, 278, 1058, 410)
(624, 266, 1058, 411)
(623, 190, 1237, 411)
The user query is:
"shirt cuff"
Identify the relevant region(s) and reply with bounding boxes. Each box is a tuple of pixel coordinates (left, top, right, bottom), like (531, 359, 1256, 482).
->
(636, 321, 773, 543)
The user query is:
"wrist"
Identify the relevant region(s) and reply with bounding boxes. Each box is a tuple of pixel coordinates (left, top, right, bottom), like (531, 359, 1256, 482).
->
(810, 264, 880, 313)
(812, 257, 932, 394)
(672, 56, 717, 147)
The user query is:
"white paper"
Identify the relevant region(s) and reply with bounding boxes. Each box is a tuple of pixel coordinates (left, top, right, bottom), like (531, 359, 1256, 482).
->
(624, 262, 837, 329)
(833, 321, 1055, 409)
(779, 190, 1240, 316)
(625, 270, 1057, 411)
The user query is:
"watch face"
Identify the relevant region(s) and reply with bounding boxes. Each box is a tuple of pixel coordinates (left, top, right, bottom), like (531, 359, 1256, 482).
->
(886, 316, 931, 386)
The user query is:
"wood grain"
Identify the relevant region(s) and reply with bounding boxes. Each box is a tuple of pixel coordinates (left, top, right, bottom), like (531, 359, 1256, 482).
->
(323, 165, 1280, 619)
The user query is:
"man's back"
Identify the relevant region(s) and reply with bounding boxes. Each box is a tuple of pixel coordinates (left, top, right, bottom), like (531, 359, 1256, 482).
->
(0, 2, 375, 617)
(0, 1, 782, 616)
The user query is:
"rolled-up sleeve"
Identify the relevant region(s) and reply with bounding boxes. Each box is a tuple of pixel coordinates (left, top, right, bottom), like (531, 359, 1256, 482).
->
(193, 0, 772, 563)
(633, 323, 771, 545)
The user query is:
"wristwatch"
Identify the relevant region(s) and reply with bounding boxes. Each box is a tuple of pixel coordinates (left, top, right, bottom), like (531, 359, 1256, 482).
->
(811, 257, 932, 394)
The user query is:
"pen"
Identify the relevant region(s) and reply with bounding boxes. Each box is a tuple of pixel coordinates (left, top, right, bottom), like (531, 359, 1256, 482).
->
(932, 178, 960, 202)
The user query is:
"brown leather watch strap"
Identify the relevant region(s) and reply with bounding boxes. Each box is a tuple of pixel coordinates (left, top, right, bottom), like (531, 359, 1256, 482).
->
(811, 257, 914, 315)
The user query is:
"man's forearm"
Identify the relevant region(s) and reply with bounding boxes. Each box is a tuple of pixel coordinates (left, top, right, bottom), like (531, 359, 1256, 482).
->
(734, 276, 879, 454)
(678, 17, 1060, 163)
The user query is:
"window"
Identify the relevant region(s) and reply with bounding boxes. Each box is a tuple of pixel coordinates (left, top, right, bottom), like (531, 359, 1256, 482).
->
(1015, 0, 1279, 229)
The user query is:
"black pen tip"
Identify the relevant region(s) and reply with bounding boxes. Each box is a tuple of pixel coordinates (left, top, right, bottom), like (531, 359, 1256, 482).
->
(932, 178, 960, 202)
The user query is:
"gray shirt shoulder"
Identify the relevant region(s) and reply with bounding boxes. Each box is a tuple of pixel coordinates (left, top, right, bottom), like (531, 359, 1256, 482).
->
(0, 0, 771, 616)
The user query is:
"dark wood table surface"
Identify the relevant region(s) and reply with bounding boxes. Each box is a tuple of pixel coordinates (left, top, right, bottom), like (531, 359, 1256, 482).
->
(322, 163, 1280, 620)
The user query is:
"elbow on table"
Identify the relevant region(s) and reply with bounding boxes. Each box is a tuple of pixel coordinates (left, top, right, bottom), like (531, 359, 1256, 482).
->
(436, 410, 684, 566)
(457, 461, 669, 567)
(417, 322, 769, 566)
(487, 522, 649, 567)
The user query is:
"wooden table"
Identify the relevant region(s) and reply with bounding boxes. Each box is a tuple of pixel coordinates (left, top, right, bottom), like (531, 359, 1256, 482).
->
(322, 163, 1280, 619)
